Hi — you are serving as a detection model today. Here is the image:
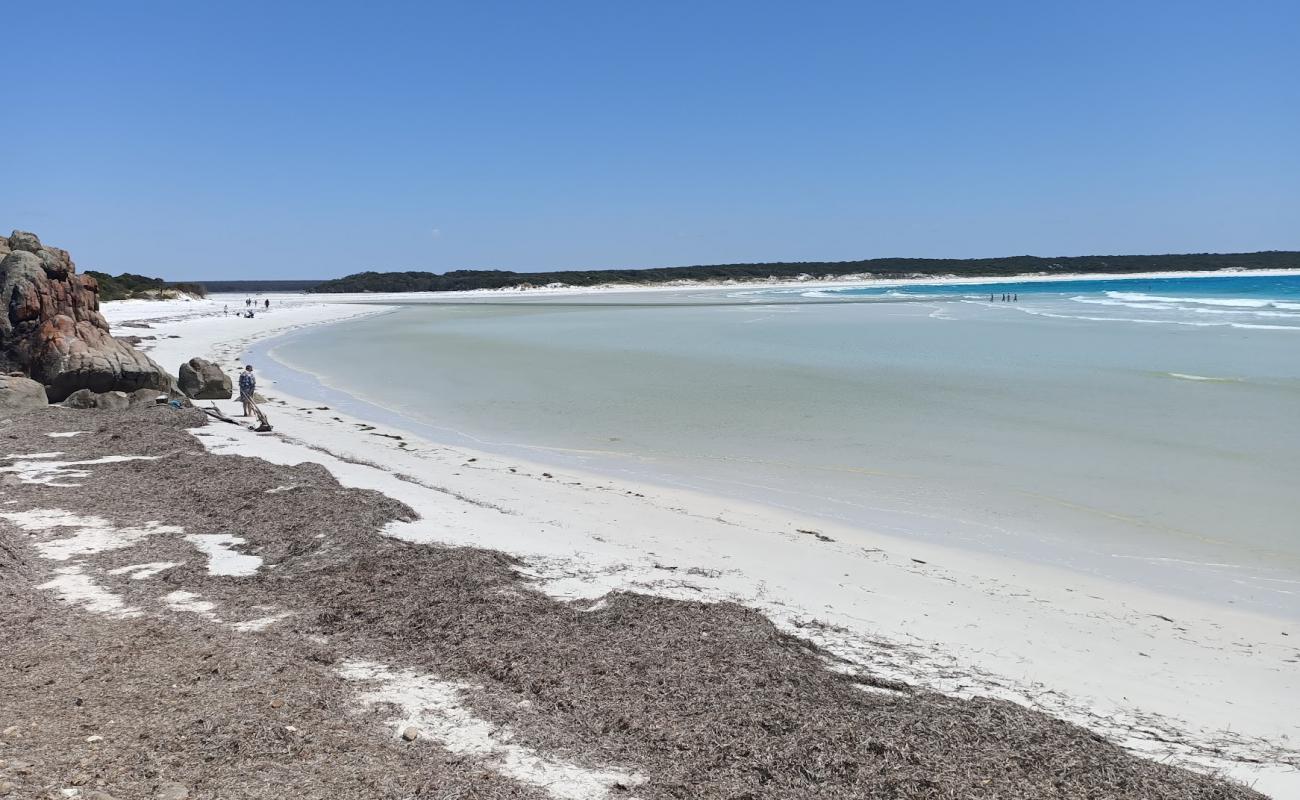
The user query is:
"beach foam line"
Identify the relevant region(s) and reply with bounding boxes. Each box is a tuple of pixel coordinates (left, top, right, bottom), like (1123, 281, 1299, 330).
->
(1008, 305, 1300, 330)
(1107, 291, 1300, 309)
(1166, 372, 1242, 383)
(1070, 295, 1176, 310)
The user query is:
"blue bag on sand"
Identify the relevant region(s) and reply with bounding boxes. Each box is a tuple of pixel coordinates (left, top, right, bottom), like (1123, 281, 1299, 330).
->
(169, 399, 183, 409)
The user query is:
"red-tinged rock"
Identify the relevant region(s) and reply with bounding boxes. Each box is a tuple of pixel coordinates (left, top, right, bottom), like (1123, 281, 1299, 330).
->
(1, 230, 173, 401)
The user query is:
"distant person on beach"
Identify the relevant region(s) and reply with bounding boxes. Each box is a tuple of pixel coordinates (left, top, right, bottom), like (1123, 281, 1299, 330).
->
(238, 365, 257, 417)
(223, 304, 228, 315)
(264, 298, 270, 309)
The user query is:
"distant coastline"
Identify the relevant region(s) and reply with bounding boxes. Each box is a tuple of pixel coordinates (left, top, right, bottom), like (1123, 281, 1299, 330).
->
(306, 250, 1300, 294)
(190, 265, 1300, 299)
(419, 265, 1300, 299)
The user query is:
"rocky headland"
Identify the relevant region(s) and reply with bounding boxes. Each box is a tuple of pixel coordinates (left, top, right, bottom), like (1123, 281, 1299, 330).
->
(0, 230, 174, 403)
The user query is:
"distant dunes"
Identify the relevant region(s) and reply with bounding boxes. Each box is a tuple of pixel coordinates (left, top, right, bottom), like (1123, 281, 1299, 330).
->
(309, 251, 1299, 293)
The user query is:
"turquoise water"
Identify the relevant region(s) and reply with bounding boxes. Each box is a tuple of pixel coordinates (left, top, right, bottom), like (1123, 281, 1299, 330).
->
(733, 273, 1300, 331)
(261, 273, 1300, 617)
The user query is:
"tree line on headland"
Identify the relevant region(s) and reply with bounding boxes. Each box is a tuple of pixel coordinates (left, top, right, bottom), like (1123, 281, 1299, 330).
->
(87, 271, 207, 301)
(307, 251, 1298, 293)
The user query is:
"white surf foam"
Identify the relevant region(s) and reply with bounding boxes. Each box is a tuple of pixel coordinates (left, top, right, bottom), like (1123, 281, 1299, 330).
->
(1166, 373, 1241, 383)
(1106, 291, 1300, 310)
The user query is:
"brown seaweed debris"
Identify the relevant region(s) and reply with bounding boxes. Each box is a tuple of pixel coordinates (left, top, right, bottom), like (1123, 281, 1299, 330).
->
(0, 405, 1270, 799)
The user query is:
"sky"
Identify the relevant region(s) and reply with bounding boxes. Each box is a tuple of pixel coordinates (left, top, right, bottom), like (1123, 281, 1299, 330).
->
(3, 1, 1298, 280)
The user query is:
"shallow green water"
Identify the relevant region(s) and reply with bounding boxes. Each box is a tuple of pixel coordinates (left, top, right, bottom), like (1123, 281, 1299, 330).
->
(266, 285, 1300, 617)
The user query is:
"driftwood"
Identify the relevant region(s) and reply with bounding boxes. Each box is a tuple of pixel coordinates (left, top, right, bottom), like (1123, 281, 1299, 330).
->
(201, 400, 271, 432)
(203, 403, 238, 425)
(199, 394, 273, 432)
(247, 397, 273, 432)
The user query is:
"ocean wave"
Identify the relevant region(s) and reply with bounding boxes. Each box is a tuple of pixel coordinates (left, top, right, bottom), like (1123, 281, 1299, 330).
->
(1166, 372, 1241, 383)
(1010, 306, 1300, 330)
(1106, 291, 1300, 310)
(1012, 307, 1221, 326)
(1070, 296, 1178, 310)
(1073, 295, 1300, 319)
(1063, 291, 1300, 327)
(1188, 307, 1298, 318)
(1229, 322, 1300, 331)
(797, 288, 947, 300)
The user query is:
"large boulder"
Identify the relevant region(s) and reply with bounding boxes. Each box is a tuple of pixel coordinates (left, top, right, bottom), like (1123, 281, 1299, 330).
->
(178, 357, 232, 399)
(60, 388, 99, 409)
(0, 374, 48, 416)
(61, 388, 132, 411)
(129, 387, 166, 406)
(0, 230, 174, 402)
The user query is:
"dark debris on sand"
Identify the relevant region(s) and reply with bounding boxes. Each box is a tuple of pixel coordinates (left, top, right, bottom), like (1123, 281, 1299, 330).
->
(0, 405, 1269, 799)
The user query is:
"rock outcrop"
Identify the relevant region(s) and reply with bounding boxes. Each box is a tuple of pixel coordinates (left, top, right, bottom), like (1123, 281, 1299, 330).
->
(0, 374, 48, 416)
(61, 387, 171, 410)
(178, 357, 232, 399)
(62, 388, 131, 411)
(0, 230, 173, 402)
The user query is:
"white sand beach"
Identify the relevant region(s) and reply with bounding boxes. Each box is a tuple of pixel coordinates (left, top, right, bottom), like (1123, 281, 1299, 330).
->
(100, 290, 1300, 797)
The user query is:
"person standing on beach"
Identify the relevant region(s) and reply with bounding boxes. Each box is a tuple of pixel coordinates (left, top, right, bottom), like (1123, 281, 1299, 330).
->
(264, 298, 270, 310)
(238, 365, 257, 417)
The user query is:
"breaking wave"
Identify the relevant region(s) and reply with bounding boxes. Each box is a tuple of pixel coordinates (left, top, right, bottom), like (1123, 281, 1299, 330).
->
(1058, 290, 1300, 330)
(1102, 291, 1300, 311)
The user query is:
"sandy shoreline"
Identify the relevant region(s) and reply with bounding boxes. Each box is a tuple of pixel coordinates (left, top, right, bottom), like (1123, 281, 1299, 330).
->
(356, 266, 1300, 298)
(140, 266, 1300, 306)
(3, 402, 1272, 800)
(92, 292, 1300, 795)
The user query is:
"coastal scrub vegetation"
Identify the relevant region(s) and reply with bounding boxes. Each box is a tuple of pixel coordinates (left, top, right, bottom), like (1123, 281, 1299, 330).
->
(200, 279, 324, 292)
(310, 250, 1299, 293)
(86, 271, 208, 301)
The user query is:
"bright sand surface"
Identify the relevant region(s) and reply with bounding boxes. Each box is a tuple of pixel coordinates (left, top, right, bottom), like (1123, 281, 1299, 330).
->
(102, 286, 1300, 797)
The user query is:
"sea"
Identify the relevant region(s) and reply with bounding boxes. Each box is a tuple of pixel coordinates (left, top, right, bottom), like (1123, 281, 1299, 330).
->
(257, 272, 1300, 618)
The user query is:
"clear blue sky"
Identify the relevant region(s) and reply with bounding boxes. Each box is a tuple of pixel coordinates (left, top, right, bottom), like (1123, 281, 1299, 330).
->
(4, 1, 1298, 280)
